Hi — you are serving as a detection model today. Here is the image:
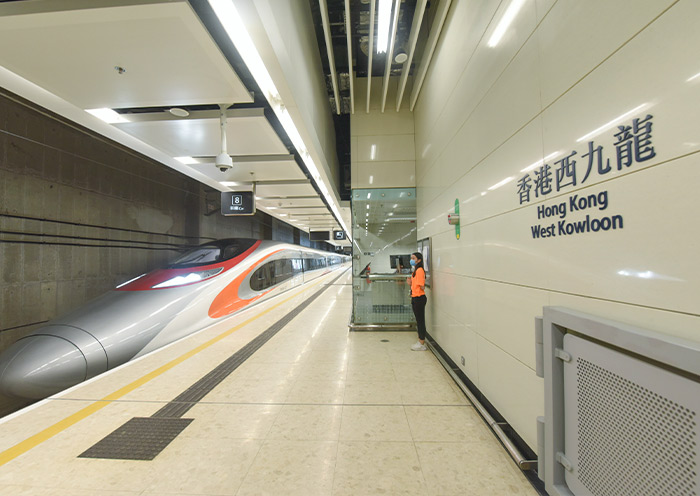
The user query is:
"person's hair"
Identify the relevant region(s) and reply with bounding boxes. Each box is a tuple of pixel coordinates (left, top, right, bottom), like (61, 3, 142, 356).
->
(411, 252, 424, 277)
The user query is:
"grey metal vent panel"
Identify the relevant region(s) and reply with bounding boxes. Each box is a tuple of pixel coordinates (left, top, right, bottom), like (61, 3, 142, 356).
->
(563, 334, 700, 496)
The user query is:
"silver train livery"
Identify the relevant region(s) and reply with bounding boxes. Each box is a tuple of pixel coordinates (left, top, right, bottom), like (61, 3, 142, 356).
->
(0, 239, 349, 400)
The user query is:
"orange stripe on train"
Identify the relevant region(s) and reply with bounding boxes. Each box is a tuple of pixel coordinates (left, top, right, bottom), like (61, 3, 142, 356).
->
(208, 249, 283, 318)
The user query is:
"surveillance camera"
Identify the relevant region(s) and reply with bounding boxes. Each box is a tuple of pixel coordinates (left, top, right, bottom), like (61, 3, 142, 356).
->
(215, 152, 233, 173)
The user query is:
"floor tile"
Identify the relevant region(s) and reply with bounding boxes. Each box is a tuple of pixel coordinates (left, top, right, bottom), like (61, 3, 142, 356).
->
(143, 438, 261, 495)
(181, 403, 281, 440)
(415, 442, 538, 495)
(405, 405, 493, 442)
(333, 441, 427, 496)
(398, 380, 468, 405)
(236, 440, 337, 496)
(339, 405, 412, 441)
(343, 380, 403, 405)
(267, 405, 342, 441)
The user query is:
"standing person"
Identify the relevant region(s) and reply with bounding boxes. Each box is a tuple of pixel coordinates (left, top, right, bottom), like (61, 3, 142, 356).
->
(408, 252, 428, 351)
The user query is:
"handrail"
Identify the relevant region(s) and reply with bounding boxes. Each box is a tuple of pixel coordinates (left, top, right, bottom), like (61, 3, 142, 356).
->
(360, 274, 409, 281)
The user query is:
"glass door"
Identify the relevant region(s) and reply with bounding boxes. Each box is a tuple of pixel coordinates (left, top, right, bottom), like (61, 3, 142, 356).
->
(351, 188, 417, 329)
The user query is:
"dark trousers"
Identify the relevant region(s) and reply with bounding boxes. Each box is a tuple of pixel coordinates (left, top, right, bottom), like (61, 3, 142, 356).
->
(411, 295, 427, 341)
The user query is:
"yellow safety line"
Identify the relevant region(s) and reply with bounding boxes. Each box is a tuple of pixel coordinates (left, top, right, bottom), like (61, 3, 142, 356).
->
(0, 275, 333, 467)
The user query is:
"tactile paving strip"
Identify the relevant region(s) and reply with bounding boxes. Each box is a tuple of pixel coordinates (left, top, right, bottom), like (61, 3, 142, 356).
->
(79, 273, 345, 461)
(78, 417, 193, 461)
(152, 276, 342, 418)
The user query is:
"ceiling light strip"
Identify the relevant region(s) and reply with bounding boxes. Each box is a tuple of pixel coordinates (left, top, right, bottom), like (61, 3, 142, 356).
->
(207, 0, 349, 239)
(319, 0, 341, 115)
(396, 0, 427, 111)
(367, 0, 376, 113)
(344, 0, 354, 114)
(409, 0, 452, 111)
(380, 0, 401, 113)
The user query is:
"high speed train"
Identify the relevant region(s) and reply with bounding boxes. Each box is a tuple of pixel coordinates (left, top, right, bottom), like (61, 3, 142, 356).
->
(0, 239, 349, 400)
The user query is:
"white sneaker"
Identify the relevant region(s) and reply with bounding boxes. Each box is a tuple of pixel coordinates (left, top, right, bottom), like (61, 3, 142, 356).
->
(411, 341, 427, 351)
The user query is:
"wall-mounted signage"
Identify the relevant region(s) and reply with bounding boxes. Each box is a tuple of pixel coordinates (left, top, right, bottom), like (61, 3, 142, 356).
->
(333, 230, 346, 240)
(221, 191, 255, 216)
(519, 114, 656, 240)
(310, 231, 330, 241)
(516, 114, 656, 204)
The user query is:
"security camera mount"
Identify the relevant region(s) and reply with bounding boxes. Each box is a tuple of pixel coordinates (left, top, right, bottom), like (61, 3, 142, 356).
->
(216, 104, 233, 172)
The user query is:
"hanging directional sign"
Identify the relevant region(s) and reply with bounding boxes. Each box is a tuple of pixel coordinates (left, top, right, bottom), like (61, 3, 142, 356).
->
(221, 191, 255, 216)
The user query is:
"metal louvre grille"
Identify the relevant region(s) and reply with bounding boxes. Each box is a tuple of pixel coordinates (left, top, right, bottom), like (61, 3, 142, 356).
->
(575, 358, 698, 496)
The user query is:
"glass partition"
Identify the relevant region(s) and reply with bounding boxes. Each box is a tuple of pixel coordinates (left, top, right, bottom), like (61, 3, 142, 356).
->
(351, 188, 417, 328)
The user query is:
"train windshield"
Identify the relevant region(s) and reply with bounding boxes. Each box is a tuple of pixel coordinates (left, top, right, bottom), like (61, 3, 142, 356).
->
(170, 239, 257, 267)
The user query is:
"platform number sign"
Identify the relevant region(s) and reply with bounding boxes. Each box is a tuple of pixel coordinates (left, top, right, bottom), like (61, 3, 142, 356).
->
(221, 191, 255, 216)
(333, 230, 346, 240)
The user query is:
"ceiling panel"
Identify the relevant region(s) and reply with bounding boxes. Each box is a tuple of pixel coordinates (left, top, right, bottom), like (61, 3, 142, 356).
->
(0, 2, 252, 109)
(210, 159, 306, 183)
(258, 198, 326, 209)
(115, 116, 288, 157)
(255, 183, 317, 198)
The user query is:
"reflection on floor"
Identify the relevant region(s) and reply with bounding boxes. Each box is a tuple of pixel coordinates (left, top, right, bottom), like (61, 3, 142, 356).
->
(0, 271, 537, 495)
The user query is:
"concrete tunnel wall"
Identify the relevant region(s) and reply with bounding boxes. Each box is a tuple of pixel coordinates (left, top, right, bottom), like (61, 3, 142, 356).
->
(0, 89, 327, 415)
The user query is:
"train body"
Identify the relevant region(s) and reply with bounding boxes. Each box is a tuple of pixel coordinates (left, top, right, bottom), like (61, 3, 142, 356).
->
(0, 239, 349, 400)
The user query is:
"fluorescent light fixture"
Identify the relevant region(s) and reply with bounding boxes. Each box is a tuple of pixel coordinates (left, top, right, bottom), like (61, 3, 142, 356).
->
(488, 176, 514, 191)
(366, 205, 370, 209)
(487, 0, 526, 48)
(369, 175, 374, 184)
(370, 144, 377, 160)
(220, 181, 246, 187)
(377, 0, 392, 53)
(208, 0, 351, 241)
(367, 193, 371, 199)
(576, 103, 648, 142)
(85, 108, 127, 124)
(175, 156, 198, 165)
(520, 151, 560, 173)
(392, 204, 398, 208)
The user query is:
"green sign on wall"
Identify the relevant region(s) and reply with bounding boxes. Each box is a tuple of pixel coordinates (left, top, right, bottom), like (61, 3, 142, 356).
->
(455, 198, 460, 240)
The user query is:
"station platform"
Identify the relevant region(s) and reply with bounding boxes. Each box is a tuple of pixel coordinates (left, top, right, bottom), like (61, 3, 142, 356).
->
(0, 269, 537, 495)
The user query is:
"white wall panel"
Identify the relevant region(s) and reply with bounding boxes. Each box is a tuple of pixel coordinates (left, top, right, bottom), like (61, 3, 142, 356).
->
(355, 161, 415, 189)
(537, 0, 677, 107)
(534, 0, 556, 23)
(414, 0, 502, 176)
(475, 280, 549, 370)
(412, 0, 699, 453)
(548, 292, 700, 344)
(351, 77, 416, 190)
(477, 336, 544, 450)
(356, 135, 415, 162)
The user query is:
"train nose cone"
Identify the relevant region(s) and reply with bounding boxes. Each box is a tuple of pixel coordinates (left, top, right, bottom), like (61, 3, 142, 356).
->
(0, 336, 87, 400)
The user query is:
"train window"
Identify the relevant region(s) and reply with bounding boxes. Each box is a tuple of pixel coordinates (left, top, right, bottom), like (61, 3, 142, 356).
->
(172, 246, 220, 265)
(172, 239, 257, 267)
(274, 259, 294, 284)
(251, 258, 298, 291)
(221, 239, 257, 260)
(251, 262, 273, 291)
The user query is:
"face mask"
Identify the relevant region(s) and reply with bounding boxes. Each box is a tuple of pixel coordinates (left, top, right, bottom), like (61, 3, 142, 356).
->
(410, 259, 416, 266)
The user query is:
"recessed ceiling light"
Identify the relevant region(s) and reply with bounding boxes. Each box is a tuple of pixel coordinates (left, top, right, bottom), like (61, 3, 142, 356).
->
(394, 50, 408, 64)
(175, 156, 197, 165)
(169, 108, 190, 117)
